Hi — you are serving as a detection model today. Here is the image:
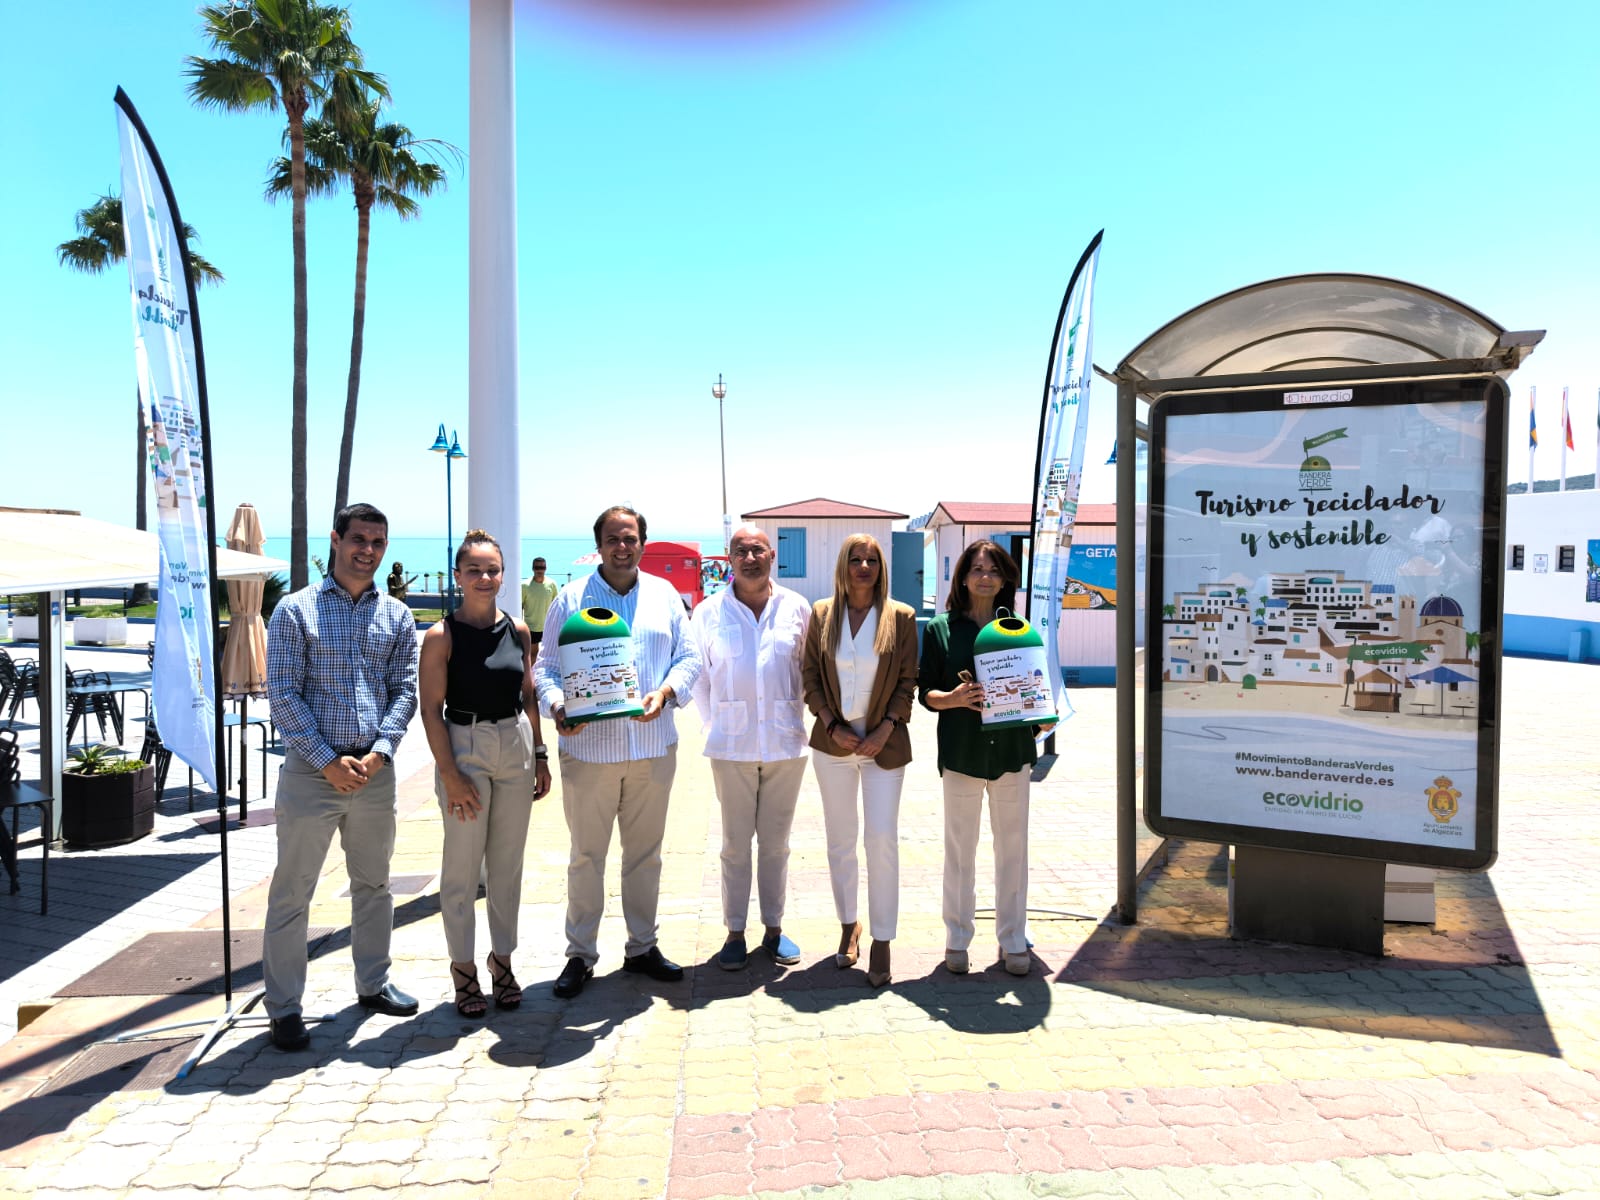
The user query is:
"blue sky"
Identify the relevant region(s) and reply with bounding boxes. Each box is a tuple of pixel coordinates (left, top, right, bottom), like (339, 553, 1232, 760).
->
(3, 0, 1597, 544)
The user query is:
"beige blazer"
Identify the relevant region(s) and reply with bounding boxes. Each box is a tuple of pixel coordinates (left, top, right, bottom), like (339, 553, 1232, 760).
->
(800, 598, 918, 771)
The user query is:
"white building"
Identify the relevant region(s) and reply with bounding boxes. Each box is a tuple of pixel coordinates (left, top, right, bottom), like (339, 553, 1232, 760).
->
(1504, 484, 1600, 660)
(923, 501, 1032, 613)
(742, 498, 907, 606)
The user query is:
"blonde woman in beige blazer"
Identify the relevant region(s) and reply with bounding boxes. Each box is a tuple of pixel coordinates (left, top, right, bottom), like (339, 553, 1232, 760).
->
(801, 533, 918, 987)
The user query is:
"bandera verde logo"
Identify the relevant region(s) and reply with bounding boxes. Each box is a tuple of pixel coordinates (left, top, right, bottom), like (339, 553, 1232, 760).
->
(1298, 427, 1348, 492)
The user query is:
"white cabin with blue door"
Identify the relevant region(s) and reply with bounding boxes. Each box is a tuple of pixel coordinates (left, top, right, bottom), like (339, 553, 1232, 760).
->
(1504, 478, 1600, 660)
(742, 498, 908, 606)
(923, 501, 1121, 683)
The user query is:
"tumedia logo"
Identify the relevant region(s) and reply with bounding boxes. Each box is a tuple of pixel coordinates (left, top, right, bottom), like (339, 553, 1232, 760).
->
(1297, 427, 1348, 493)
(1425, 775, 1460, 823)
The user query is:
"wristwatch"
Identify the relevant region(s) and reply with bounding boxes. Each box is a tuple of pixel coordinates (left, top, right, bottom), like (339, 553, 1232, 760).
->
(534, 744, 549, 759)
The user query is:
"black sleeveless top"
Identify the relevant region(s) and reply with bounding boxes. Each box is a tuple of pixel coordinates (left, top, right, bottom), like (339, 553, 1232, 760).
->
(445, 611, 526, 718)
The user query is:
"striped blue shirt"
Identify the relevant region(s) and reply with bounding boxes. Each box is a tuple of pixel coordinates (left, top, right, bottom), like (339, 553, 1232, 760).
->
(533, 570, 702, 764)
(267, 576, 419, 770)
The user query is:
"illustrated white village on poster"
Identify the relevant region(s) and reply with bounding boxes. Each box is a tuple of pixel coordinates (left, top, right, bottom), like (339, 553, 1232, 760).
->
(1155, 390, 1488, 853)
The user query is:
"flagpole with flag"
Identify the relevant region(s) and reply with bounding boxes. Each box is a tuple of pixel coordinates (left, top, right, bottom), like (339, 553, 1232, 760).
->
(1561, 386, 1573, 491)
(1026, 229, 1103, 729)
(113, 88, 243, 1073)
(1528, 385, 1537, 491)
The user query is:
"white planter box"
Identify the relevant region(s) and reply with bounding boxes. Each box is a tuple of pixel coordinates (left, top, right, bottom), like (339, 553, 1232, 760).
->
(73, 616, 128, 646)
(11, 615, 38, 642)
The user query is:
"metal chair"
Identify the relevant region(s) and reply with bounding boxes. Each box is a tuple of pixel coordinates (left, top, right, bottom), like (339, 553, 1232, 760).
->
(65, 668, 125, 746)
(0, 727, 50, 914)
(0, 650, 40, 727)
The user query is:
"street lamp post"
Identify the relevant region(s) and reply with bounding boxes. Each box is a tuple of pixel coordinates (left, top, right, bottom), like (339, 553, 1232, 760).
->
(429, 423, 468, 613)
(713, 373, 729, 552)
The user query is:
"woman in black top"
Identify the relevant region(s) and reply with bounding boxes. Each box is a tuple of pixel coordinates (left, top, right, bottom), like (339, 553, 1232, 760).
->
(419, 530, 551, 1016)
(918, 540, 1036, 978)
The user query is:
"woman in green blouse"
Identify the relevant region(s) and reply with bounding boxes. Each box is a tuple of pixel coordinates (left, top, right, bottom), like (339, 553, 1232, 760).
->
(918, 540, 1036, 977)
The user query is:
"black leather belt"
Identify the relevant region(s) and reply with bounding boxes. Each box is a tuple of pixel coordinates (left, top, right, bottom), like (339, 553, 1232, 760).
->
(446, 708, 520, 726)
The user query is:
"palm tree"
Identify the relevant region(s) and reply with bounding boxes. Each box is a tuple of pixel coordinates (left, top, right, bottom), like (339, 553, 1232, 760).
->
(267, 103, 453, 514)
(58, 193, 224, 605)
(186, 0, 385, 590)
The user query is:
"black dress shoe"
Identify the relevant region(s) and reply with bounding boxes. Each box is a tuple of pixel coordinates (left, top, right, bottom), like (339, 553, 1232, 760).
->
(621, 946, 685, 983)
(553, 956, 593, 999)
(357, 983, 419, 1016)
(270, 1014, 310, 1051)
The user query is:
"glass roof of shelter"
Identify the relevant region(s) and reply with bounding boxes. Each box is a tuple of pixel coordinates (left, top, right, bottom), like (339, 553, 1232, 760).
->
(1115, 274, 1535, 385)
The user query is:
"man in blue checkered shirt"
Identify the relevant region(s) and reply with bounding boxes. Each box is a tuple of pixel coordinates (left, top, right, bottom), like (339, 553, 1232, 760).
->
(262, 502, 419, 1051)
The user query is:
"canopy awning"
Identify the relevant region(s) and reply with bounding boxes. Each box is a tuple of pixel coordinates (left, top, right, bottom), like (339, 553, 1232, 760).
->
(1114, 273, 1541, 389)
(0, 509, 287, 595)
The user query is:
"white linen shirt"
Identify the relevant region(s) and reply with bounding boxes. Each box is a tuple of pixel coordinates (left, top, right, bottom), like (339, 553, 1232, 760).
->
(533, 569, 703, 764)
(834, 606, 881, 732)
(689, 584, 811, 762)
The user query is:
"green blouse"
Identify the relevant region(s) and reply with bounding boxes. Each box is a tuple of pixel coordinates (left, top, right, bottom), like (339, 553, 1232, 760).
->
(917, 612, 1038, 780)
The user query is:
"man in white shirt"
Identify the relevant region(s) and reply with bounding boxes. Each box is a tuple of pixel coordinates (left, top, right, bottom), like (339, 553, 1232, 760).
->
(690, 524, 812, 970)
(533, 505, 703, 999)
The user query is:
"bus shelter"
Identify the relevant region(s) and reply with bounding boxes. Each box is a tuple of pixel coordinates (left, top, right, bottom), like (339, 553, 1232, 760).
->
(1108, 275, 1542, 951)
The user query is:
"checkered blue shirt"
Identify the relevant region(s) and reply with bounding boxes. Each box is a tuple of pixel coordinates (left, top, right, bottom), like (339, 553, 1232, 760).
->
(267, 576, 418, 770)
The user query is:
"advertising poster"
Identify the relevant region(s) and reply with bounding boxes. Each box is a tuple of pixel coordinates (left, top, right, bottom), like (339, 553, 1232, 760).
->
(1146, 380, 1503, 870)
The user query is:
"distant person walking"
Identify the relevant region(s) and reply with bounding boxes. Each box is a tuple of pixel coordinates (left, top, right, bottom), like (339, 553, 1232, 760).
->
(533, 506, 702, 999)
(918, 539, 1036, 978)
(522, 556, 559, 649)
(802, 534, 918, 988)
(263, 503, 419, 1052)
(690, 524, 811, 971)
(418, 529, 551, 1018)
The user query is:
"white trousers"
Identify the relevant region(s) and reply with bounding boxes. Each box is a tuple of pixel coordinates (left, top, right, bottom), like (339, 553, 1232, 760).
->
(263, 749, 397, 1018)
(709, 757, 807, 931)
(811, 750, 903, 940)
(436, 714, 536, 963)
(558, 746, 676, 966)
(942, 767, 1031, 955)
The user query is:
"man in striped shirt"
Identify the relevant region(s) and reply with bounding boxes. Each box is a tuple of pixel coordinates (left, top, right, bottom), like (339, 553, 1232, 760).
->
(533, 505, 702, 999)
(263, 503, 420, 1051)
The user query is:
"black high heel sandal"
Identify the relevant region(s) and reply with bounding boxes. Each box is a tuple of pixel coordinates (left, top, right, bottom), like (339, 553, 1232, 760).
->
(452, 963, 487, 1018)
(487, 952, 522, 1010)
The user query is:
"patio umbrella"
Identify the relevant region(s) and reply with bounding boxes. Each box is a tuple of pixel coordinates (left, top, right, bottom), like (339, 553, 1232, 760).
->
(221, 503, 268, 697)
(221, 503, 269, 816)
(1409, 664, 1477, 717)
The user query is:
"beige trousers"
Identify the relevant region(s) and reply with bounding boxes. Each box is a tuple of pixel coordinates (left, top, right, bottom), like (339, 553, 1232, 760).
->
(709, 757, 807, 931)
(437, 714, 536, 963)
(263, 748, 397, 1019)
(558, 746, 677, 966)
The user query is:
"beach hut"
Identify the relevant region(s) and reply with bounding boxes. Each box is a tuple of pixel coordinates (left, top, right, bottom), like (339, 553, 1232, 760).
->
(923, 502, 1031, 613)
(741, 498, 908, 606)
(1352, 665, 1402, 713)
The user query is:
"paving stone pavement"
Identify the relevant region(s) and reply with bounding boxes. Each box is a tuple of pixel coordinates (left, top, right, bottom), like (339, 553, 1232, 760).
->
(0, 653, 1597, 1198)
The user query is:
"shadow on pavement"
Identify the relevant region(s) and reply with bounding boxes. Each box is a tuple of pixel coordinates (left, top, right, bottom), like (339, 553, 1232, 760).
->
(1060, 839, 1559, 1055)
(897, 966, 1051, 1035)
(0, 851, 215, 982)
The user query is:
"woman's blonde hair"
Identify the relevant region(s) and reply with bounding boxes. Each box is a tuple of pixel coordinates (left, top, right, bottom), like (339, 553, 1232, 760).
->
(822, 533, 895, 657)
